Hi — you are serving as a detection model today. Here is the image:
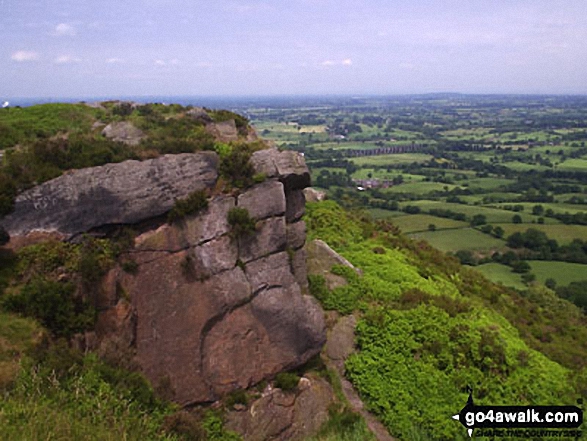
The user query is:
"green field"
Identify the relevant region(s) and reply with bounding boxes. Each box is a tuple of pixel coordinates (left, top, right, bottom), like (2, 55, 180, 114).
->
(389, 214, 469, 233)
(384, 181, 462, 194)
(475, 263, 526, 290)
(367, 208, 406, 219)
(351, 169, 425, 181)
(399, 200, 557, 224)
(557, 158, 587, 171)
(493, 223, 587, 243)
(350, 153, 433, 166)
(529, 261, 587, 286)
(408, 228, 505, 252)
(493, 201, 587, 215)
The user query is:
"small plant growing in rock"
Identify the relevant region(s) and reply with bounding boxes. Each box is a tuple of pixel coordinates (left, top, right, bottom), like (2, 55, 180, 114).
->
(121, 259, 139, 275)
(227, 207, 256, 238)
(274, 372, 300, 391)
(219, 142, 255, 188)
(252, 172, 267, 184)
(225, 388, 248, 408)
(168, 190, 209, 223)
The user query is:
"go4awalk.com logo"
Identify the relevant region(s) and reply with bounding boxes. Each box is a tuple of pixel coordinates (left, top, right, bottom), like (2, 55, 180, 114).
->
(452, 392, 583, 438)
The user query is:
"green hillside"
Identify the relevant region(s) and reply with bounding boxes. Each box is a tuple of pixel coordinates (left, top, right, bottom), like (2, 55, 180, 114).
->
(305, 201, 587, 440)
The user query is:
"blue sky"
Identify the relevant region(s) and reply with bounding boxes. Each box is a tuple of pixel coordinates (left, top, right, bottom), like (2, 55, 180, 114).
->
(2, 0, 587, 98)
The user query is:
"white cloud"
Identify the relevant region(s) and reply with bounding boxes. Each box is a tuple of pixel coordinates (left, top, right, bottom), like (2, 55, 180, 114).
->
(11, 51, 39, 62)
(106, 58, 125, 64)
(54, 23, 76, 36)
(399, 62, 415, 70)
(54, 55, 81, 64)
(321, 59, 353, 67)
(155, 59, 166, 66)
(169, 58, 180, 65)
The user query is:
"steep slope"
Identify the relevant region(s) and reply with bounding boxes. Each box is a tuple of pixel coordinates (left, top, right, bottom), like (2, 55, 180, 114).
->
(304, 201, 587, 440)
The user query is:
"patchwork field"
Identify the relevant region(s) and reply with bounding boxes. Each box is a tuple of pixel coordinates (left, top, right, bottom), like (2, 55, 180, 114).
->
(492, 223, 587, 243)
(475, 263, 526, 290)
(408, 228, 505, 252)
(529, 261, 587, 286)
(389, 214, 469, 233)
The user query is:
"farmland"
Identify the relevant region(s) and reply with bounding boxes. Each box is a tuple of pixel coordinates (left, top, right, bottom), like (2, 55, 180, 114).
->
(246, 95, 587, 291)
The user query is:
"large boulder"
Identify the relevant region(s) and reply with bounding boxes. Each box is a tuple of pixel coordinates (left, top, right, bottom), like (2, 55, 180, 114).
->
(225, 373, 335, 441)
(101, 121, 145, 145)
(97, 179, 325, 406)
(1, 152, 219, 241)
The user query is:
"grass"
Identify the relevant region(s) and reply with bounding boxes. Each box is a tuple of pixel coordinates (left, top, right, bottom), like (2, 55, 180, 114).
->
(557, 158, 587, 171)
(349, 153, 433, 166)
(400, 200, 555, 224)
(474, 263, 526, 290)
(492, 223, 587, 243)
(390, 214, 469, 233)
(351, 169, 425, 181)
(408, 228, 505, 252)
(384, 181, 462, 195)
(367, 208, 405, 219)
(0, 312, 44, 389)
(529, 261, 587, 286)
(493, 201, 587, 216)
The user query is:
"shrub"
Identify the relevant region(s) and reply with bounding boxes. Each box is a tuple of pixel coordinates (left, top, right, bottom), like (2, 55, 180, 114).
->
(227, 207, 256, 238)
(274, 372, 300, 391)
(168, 190, 209, 223)
(2, 278, 95, 338)
(225, 389, 248, 407)
(219, 142, 255, 188)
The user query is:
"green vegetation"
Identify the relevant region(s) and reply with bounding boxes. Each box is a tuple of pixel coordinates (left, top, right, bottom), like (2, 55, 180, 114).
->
(227, 207, 256, 238)
(217, 141, 262, 188)
(304, 200, 587, 440)
(251, 95, 587, 299)
(0, 102, 253, 216)
(168, 190, 209, 223)
(0, 341, 178, 441)
(274, 372, 301, 391)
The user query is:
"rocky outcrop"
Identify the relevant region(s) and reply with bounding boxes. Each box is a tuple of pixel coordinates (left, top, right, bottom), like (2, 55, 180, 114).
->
(303, 187, 327, 203)
(2, 143, 324, 408)
(226, 374, 334, 441)
(1, 152, 219, 241)
(87, 148, 324, 406)
(306, 239, 361, 290)
(206, 120, 239, 142)
(101, 121, 145, 145)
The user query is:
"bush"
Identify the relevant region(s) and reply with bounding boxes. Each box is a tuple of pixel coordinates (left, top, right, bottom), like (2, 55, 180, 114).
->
(219, 142, 256, 188)
(274, 372, 300, 391)
(227, 207, 256, 238)
(168, 190, 209, 223)
(2, 278, 95, 338)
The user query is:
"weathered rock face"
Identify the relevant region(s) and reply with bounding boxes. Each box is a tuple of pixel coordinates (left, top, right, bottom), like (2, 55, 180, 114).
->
(225, 374, 335, 441)
(2, 144, 323, 407)
(101, 121, 145, 145)
(2, 152, 219, 241)
(88, 148, 324, 406)
(206, 120, 239, 142)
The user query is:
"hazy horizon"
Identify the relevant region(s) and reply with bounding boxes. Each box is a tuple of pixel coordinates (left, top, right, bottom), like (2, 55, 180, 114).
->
(2, 0, 587, 99)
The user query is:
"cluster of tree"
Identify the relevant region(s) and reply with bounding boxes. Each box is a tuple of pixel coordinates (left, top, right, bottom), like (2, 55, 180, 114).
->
(315, 170, 352, 189)
(311, 158, 358, 174)
(506, 228, 587, 264)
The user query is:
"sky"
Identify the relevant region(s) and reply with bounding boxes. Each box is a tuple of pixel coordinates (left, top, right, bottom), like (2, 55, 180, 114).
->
(2, 0, 587, 98)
